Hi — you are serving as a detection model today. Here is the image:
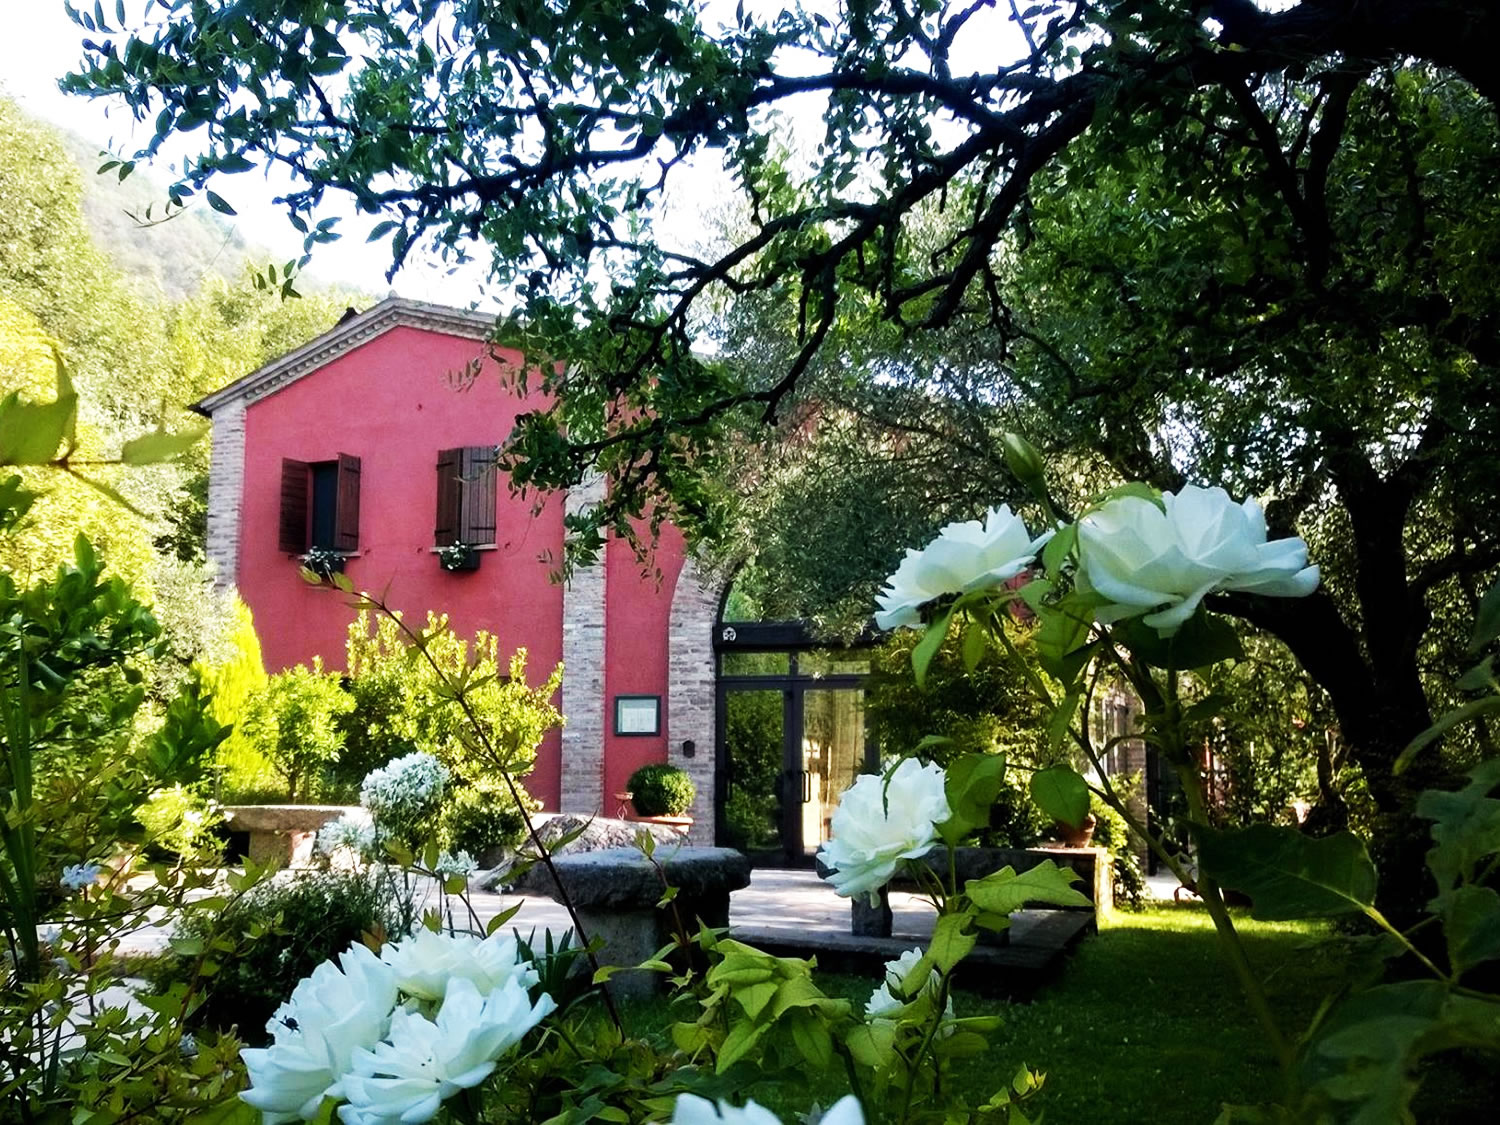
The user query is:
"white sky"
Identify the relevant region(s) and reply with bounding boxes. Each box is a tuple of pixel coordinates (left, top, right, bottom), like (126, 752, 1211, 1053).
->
(1, 2, 1027, 308)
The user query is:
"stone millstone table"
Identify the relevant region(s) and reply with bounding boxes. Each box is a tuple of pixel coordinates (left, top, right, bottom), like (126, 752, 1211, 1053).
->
(221, 805, 357, 866)
(529, 846, 751, 999)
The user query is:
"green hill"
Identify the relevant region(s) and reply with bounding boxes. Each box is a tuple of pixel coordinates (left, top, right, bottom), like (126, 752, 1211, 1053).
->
(58, 129, 254, 299)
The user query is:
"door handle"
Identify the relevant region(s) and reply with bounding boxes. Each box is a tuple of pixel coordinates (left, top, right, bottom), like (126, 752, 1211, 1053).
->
(802, 770, 811, 804)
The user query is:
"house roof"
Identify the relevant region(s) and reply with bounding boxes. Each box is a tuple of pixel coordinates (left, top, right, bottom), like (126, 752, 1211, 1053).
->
(191, 296, 498, 415)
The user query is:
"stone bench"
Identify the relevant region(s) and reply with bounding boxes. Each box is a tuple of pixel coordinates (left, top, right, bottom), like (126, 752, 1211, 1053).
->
(527, 845, 751, 999)
(221, 805, 356, 866)
(846, 845, 1110, 938)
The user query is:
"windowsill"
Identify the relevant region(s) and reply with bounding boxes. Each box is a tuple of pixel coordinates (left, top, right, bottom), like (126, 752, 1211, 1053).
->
(290, 551, 363, 559)
(427, 544, 498, 554)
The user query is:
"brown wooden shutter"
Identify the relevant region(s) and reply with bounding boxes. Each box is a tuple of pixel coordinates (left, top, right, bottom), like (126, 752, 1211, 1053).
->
(334, 453, 361, 552)
(278, 458, 310, 553)
(434, 448, 462, 547)
(459, 446, 498, 546)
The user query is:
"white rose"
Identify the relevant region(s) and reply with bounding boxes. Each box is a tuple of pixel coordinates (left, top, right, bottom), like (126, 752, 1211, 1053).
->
(338, 976, 555, 1125)
(818, 758, 951, 905)
(874, 506, 1053, 630)
(1077, 484, 1319, 636)
(866, 948, 955, 1030)
(379, 928, 539, 1003)
(670, 1094, 863, 1125)
(242, 942, 398, 1122)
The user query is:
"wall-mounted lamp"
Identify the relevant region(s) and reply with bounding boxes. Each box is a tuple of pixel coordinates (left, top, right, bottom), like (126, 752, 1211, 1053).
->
(681, 739, 697, 758)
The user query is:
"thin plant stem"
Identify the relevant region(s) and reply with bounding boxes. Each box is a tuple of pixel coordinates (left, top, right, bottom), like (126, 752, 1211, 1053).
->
(357, 590, 623, 1030)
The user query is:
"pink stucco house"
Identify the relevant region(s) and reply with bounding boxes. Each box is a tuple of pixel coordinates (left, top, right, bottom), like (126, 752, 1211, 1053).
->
(193, 298, 721, 836)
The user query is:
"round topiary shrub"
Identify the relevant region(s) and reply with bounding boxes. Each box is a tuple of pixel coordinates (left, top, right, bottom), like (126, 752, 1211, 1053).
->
(627, 763, 696, 817)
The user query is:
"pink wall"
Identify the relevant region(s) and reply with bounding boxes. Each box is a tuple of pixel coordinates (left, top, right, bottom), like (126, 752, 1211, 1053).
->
(602, 526, 686, 802)
(238, 326, 568, 807)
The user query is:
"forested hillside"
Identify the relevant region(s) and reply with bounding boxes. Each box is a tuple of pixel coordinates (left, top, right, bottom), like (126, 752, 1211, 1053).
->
(0, 95, 365, 661)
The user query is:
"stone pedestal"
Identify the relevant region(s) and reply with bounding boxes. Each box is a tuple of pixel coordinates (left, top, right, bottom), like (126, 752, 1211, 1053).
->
(535, 845, 751, 999)
(222, 805, 354, 867)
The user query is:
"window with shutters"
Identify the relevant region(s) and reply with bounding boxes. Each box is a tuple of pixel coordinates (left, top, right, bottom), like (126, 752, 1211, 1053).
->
(434, 446, 498, 547)
(279, 454, 361, 554)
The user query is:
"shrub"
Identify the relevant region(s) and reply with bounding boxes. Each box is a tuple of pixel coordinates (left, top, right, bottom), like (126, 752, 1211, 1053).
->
(440, 780, 535, 861)
(628, 763, 696, 817)
(154, 870, 404, 1045)
(335, 610, 563, 795)
(239, 658, 354, 801)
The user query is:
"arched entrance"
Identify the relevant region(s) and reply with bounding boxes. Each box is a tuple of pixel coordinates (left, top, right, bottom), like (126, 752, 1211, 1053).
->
(713, 616, 878, 865)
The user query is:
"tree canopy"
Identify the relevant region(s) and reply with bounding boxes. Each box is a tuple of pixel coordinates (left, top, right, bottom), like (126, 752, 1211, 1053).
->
(63, 0, 1500, 909)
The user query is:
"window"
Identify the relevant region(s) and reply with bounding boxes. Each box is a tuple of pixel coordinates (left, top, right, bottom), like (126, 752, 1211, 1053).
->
(434, 446, 498, 547)
(279, 454, 361, 554)
(614, 695, 661, 737)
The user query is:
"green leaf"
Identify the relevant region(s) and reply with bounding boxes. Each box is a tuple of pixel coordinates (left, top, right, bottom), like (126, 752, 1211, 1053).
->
(1040, 523, 1077, 579)
(965, 860, 1091, 914)
(940, 753, 1007, 843)
(734, 979, 778, 1020)
(1416, 758, 1500, 890)
(1469, 577, 1500, 653)
(715, 1016, 770, 1073)
(1396, 696, 1500, 773)
(1113, 609, 1243, 671)
(205, 190, 237, 215)
(926, 910, 978, 971)
(961, 619, 988, 672)
(120, 420, 209, 464)
(912, 604, 955, 688)
(1045, 688, 1082, 757)
(786, 1010, 833, 1070)
(1195, 824, 1376, 920)
(486, 902, 522, 933)
(1029, 764, 1090, 829)
(0, 379, 78, 466)
(1455, 656, 1495, 693)
(1032, 592, 1095, 684)
(1438, 885, 1500, 975)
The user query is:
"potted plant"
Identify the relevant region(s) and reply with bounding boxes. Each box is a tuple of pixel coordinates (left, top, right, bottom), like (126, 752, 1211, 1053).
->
(300, 545, 345, 579)
(438, 541, 481, 572)
(623, 763, 696, 834)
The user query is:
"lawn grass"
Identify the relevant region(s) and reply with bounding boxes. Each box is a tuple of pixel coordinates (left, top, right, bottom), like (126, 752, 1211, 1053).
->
(619, 902, 1343, 1124)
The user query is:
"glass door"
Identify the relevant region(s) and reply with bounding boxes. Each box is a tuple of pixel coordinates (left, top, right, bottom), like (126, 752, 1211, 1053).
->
(800, 688, 866, 857)
(721, 687, 788, 859)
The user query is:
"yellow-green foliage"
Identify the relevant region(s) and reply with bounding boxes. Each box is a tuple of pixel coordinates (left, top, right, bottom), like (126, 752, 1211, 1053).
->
(0, 299, 154, 586)
(240, 657, 353, 802)
(200, 597, 277, 802)
(339, 610, 564, 795)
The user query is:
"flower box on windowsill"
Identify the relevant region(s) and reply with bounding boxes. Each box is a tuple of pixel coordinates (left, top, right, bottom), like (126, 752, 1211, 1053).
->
(438, 544, 481, 573)
(299, 549, 346, 580)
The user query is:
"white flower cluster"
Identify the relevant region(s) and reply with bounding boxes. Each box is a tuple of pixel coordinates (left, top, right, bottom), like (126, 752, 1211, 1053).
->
(670, 1094, 863, 1125)
(433, 850, 476, 880)
(242, 930, 551, 1124)
(59, 863, 103, 892)
(865, 948, 955, 1031)
(817, 758, 951, 905)
(359, 752, 448, 833)
(317, 813, 376, 861)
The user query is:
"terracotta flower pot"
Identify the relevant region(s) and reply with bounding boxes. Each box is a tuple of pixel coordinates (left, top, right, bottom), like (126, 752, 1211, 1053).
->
(1057, 812, 1098, 848)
